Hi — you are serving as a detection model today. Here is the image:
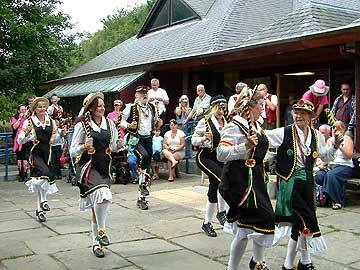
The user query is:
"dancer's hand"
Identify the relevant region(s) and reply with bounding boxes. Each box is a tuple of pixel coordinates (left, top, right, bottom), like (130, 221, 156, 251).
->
(128, 121, 137, 129)
(245, 134, 258, 149)
(84, 138, 93, 150)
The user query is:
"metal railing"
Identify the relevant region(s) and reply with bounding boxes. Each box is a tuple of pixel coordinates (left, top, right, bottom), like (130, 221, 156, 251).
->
(0, 132, 15, 181)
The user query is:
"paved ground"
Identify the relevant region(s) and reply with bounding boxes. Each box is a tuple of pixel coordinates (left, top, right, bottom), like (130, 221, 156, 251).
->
(0, 172, 359, 270)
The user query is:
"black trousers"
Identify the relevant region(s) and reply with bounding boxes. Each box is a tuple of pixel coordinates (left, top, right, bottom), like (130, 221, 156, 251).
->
(135, 136, 153, 172)
(51, 145, 62, 177)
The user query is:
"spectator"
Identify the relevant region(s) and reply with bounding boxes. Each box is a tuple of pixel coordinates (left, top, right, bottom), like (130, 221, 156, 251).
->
(162, 119, 185, 181)
(314, 124, 331, 174)
(227, 82, 247, 118)
(10, 104, 28, 182)
(148, 78, 169, 127)
(284, 95, 296, 126)
(302, 79, 329, 126)
(174, 95, 191, 130)
(258, 83, 278, 129)
(106, 99, 125, 140)
(151, 128, 163, 180)
(183, 84, 211, 124)
(315, 121, 353, 210)
(331, 83, 355, 126)
(47, 94, 63, 119)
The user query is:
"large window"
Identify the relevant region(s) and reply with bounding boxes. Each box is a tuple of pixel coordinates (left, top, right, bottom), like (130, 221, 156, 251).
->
(146, 0, 199, 33)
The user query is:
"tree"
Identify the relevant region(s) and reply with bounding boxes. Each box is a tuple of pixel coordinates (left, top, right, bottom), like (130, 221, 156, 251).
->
(0, 0, 78, 121)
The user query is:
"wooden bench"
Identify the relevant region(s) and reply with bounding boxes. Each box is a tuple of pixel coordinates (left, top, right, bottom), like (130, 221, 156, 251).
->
(346, 178, 360, 191)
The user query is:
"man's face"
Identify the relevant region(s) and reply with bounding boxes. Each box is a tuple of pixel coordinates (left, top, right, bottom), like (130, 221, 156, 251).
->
(151, 80, 159, 90)
(28, 97, 35, 106)
(292, 109, 311, 129)
(258, 84, 268, 95)
(196, 86, 205, 97)
(319, 126, 330, 140)
(341, 84, 351, 97)
(136, 91, 148, 104)
(51, 95, 58, 104)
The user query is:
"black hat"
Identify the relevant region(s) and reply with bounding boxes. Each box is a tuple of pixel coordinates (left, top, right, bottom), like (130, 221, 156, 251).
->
(135, 85, 149, 92)
(210, 95, 227, 106)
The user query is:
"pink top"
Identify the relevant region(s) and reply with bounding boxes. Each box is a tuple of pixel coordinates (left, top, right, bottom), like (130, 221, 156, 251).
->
(10, 116, 26, 151)
(106, 111, 125, 139)
(302, 90, 329, 107)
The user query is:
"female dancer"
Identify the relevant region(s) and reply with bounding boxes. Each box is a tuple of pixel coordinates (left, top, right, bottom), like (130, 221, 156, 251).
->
(192, 95, 228, 237)
(217, 86, 276, 270)
(18, 97, 65, 222)
(70, 92, 121, 258)
(265, 99, 342, 270)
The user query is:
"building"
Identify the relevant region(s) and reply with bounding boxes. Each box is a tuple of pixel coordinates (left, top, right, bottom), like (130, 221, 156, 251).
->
(42, 0, 360, 147)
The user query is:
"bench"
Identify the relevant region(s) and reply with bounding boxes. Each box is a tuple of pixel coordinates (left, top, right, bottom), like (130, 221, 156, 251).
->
(346, 178, 360, 191)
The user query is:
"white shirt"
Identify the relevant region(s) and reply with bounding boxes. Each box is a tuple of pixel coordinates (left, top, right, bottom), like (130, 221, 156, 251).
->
(47, 104, 63, 117)
(17, 115, 62, 145)
(121, 103, 153, 136)
(263, 93, 278, 119)
(164, 129, 186, 151)
(265, 125, 336, 168)
(227, 94, 239, 113)
(148, 88, 169, 115)
(70, 116, 119, 158)
(192, 115, 224, 149)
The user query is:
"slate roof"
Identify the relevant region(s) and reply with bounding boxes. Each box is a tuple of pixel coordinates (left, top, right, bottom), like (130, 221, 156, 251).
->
(59, 0, 360, 82)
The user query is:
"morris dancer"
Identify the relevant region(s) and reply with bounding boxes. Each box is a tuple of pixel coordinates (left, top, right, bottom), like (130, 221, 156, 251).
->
(121, 86, 158, 210)
(70, 92, 121, 258)
(18, 97, 66, 222)
(192, 95, 228, 237)
(217, 86, 276, 270)
(265, 99, 342, 270)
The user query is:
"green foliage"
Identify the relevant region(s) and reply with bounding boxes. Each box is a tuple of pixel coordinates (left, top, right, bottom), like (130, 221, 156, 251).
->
(71, 0, 155, 68)
(0, 0, 78, 120)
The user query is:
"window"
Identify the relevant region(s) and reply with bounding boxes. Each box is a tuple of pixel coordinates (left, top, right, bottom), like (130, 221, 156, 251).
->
(141, 0, 199, 35)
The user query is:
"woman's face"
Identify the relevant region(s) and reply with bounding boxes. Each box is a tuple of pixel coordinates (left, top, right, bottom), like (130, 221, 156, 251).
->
(91, 98, 105, 118)
(215, 103, 226, 118)
(181, 99, 188, 107)
(170, 121, 178, 131)
(292, 109, 311, 129)
(18, 106, 26, 114)
(250, 98, 264, 120)
(35, 104, 48, 117)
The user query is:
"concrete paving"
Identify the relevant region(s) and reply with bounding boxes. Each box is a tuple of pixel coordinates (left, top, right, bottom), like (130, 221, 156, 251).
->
(0, 173, 359, 270)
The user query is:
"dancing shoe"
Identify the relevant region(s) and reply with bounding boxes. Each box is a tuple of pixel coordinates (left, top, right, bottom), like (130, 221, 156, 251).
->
(97, 230, 110, 246)
(201, 222, 217, 237)
(40, 201, 50, 211)
(139, 184, 150, 196)
(249, 257, 269, 270)
(36, 210, 46, 222)
(282, 265, 294, 270)
(131, 176, 139, 184)
(92, 245, 105, 258)
(216, 211, 227, 226)
(297, 261, 316, 270)
(136, 197, 149, 210)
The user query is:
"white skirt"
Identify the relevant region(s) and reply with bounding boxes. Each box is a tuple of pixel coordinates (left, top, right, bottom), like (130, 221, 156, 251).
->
(278, 222, 327, 253)
(223, 221, 282, 247)
(25, 178, 58, 194)
(79, 187, 112, 211)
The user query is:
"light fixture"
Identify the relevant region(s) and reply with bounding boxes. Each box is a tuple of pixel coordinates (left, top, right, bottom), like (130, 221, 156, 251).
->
(283, 72, 315, 76)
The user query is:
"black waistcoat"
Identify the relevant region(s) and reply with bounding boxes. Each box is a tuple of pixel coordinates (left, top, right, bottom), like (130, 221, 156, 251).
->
(275, 125, 318, 180)
(31, 119, 53, 162)
(127, 103, 155, 135)
(206, 116, 223, 151)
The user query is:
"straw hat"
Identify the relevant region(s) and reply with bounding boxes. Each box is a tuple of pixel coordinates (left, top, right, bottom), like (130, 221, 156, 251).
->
(30, 97, 49, 112)
(233, 86, 256, 114)
(83, 92, 104, 112)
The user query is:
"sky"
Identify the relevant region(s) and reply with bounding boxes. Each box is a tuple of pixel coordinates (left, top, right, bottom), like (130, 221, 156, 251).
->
(59, 0, 148, 34)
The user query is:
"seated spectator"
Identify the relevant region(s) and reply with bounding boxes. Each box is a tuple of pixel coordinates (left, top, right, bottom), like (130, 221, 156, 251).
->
(315, 121, 353, 209)
(162, 119, 186, 181)
(175, 95, 191, 131)
(152, 128, 163, 180)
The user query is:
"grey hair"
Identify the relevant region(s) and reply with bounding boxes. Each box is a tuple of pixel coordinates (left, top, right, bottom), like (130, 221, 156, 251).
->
(235, 82, 248, 93)
(319, 124, 331, 133)
(248, 89, 265, 108)
(197, 84, 205, 90)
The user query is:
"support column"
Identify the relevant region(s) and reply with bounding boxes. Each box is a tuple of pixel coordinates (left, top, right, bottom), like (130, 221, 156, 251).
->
(355, 60, 360, 151)
(275, 73, 281, 128)
(182, 71, 189, 96)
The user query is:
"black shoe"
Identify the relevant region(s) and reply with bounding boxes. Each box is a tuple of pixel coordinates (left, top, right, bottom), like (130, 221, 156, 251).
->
(249, 257, 269, 270)
(139, 184, 150, 196)
(132, 176, 139, 184)
(216, 211, 226, 226)
(137, 198, 149, 210)
(36, 210, 46, 222)
(40, 201, 50, 211)
(297, 261, 316, 270)
(282, 265, 294, 270)
(97, 230, 110, 246)
(92, 245, 105, 258)
(201, 222, 217, 237)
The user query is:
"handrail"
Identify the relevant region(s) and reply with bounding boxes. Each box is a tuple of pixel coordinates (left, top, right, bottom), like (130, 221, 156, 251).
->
(0, 132, 15, 181)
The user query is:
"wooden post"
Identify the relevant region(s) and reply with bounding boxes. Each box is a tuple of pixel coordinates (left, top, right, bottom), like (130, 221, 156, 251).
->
(276, 73, 281, 128)
(355, 60, 360, 151)
(182, 71, 189, 96)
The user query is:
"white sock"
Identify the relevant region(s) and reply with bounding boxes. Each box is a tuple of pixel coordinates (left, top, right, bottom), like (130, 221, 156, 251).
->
(284, 238, 298, 269)
(39, 188, 47, 203)
(217, 190, 227, 212)
(94, 203, 110, 231)
(36, 190, 42, 211)
(228, 237, 248, 270)
(204, 201, 217, 224)
(91, 222, 98, 245)
(300, 237, 311, 265)
(253, 240, 265, 262)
